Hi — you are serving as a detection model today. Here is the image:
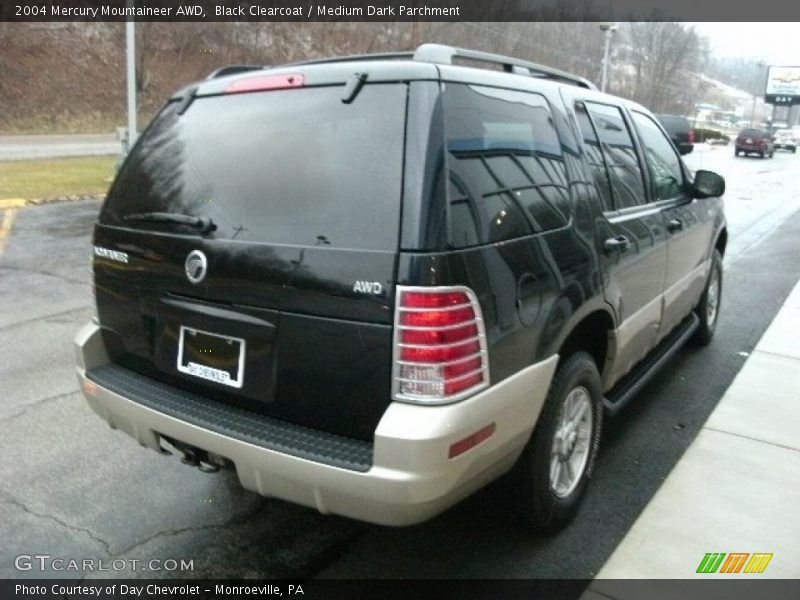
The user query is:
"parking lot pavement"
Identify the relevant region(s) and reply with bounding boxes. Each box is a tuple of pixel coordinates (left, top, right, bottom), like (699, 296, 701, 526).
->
(0, 201, 365, 579)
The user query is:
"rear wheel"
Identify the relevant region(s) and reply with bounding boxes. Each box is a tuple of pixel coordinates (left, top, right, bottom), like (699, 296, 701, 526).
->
(734, 148, 740, 156)
(513, 352, 603, 532)
(693, 249, 723, 346)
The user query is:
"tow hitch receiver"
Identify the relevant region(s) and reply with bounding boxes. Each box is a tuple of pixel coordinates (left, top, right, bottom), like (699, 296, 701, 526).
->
(160, 436, 229, 473)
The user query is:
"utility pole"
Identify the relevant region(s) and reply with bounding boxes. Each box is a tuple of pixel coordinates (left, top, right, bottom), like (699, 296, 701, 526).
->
(409, 1, 419, 47)
(599, 23, 617, 93)
(125, 0, 137, 152)
(750, 62, 767, 127)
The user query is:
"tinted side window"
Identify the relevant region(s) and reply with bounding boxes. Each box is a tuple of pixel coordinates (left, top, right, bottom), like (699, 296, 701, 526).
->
(585, 102, 647, 210)
(632, 111, 685, 201)
(443, 84, 570, 247)
(574, 102, 614, 212)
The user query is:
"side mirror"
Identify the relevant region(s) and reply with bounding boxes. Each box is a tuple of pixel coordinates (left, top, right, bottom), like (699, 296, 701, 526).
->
(693, 170, 725, 199)
(677, 143, 694, 156)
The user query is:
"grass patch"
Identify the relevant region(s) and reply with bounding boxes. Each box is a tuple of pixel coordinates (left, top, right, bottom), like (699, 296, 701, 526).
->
(0, 156, 117, 200)
(0, 111, 157, 135)
(0, 113, 121, 135)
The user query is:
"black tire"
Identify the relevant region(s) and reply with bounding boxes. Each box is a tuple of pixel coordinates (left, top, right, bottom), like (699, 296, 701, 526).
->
(734, 149, 740, 156)
(759, 151, 765, 158)
(513, 352, 603, 532)
(693, 249, 723, 346)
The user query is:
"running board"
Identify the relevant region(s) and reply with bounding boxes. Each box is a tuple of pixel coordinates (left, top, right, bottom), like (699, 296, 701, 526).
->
(603, 313, 699, 416)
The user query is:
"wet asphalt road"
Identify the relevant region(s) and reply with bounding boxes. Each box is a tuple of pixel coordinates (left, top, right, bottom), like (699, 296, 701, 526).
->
(1, 147, 799, 580)
(0, 134, 121, 162)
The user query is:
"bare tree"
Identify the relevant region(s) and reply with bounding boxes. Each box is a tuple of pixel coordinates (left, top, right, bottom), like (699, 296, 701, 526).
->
(617, 22, 708, 113)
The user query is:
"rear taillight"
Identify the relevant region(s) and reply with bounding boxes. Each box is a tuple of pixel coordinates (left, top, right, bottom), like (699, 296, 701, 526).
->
(688, 129, 695, 144)
(393, 286, 490, 404)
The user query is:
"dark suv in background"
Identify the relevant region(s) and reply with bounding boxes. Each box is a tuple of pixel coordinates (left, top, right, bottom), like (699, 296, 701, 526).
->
(735, 128, 775, 158)
(76, 44, 727, 532)
(656, 114, 695, 155)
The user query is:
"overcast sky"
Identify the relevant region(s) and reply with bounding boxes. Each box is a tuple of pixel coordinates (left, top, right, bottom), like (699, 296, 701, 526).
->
(690, 22, 800, 66)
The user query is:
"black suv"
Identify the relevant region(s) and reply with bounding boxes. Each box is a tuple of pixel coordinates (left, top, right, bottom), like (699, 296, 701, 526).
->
(656, 114, 695, 156)
(76, 44, 727, 532)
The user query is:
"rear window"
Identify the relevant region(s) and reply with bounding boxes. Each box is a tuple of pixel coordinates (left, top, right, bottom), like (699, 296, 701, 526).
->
(739, 128, 764, 137)
(101, 84, 407, 251)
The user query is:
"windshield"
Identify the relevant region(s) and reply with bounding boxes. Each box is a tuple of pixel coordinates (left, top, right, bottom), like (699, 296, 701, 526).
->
(100, 84, 407, 251)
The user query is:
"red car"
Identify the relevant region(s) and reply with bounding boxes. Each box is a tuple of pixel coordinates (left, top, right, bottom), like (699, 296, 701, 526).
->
(735, 128, 774, 158)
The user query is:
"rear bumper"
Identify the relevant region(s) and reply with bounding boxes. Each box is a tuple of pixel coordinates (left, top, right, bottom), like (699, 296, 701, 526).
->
(75, 322, 557, 526)
(736, 143, 769, 152)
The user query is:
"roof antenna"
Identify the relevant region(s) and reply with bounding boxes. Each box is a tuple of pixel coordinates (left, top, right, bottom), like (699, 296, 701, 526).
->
(176, 86, 199, 115)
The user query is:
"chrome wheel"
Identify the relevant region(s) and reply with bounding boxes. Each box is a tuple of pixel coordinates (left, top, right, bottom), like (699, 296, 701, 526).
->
(550, 385, 593, 498)
(517, 352, 602, 531)
(706, 267, 720, 326)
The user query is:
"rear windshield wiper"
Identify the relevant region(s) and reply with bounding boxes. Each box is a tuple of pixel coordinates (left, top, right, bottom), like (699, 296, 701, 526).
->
(123, 212, 217, 234)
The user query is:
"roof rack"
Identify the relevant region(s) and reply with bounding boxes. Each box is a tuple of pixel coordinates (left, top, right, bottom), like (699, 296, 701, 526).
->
(206, 65, 264, 80)
(413, 44, 597, 90)
(284, 51, 414, 68)
(205, 44, 597, 91)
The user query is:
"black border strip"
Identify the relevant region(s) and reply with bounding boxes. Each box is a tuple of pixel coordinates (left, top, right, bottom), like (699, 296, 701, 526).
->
(3, 0, 800, 22)
(2, 579, 800, 600)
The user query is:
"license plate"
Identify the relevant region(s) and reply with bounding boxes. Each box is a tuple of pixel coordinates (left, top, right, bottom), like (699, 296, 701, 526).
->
(177, 326, 245, 388)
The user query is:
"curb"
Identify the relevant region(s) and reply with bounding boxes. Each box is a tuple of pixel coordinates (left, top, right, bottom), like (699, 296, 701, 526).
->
(0, 194, 105, 209)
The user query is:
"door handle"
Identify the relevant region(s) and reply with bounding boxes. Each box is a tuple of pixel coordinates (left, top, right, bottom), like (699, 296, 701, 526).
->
(604, 235, 631, 254)
(667, 218, 684, 233)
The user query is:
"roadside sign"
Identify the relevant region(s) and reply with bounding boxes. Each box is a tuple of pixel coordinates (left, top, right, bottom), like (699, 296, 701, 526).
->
(765, 66, 800, 106)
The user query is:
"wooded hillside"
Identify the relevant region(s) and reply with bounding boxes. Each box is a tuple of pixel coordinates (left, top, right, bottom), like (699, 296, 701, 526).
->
(0, 21, 714, 133)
